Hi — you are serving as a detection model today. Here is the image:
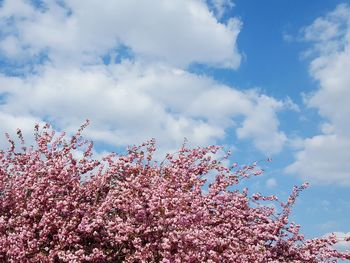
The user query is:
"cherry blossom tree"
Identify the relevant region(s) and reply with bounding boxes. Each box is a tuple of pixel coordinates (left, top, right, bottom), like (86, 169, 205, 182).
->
(0, 121, 349, 262)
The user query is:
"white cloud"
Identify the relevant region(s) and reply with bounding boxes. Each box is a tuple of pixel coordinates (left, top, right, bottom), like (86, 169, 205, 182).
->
(302, 4, 349, 43)
(0, 35, 25, 59)
(236, 94, 287, 154)
(286, 135, 350, 186)
(283, 96, 300, 112)
(0, 0, 289, 158)
(0, 0, 242, 68)
(286, 4, 350, 186)
(0, 61, 287, 155)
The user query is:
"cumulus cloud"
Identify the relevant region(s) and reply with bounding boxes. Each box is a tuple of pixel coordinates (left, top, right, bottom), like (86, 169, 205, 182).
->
(286, 135, 350, 186)
(236, 94, 287, 154)
(0, 0, 242, 68)
(286, 4, 350, 186)
(0, 0, 289, 157)
(0, 61, 287, 155)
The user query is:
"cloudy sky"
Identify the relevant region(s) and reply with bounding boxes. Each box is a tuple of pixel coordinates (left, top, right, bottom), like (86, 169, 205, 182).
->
(0, 0, 349, 242)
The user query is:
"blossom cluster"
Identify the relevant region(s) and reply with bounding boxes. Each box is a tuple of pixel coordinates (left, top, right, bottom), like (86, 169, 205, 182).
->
(0, 122, 349, 262)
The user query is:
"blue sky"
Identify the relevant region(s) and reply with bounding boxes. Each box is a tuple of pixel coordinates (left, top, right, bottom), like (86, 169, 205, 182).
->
(0, 0, 349, 248)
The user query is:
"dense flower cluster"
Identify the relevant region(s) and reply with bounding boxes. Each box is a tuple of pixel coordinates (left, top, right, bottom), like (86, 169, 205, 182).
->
(0, 122, 349, 262)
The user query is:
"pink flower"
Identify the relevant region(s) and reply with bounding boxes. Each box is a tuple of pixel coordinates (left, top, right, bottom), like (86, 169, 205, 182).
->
(0, 122, 349, 262)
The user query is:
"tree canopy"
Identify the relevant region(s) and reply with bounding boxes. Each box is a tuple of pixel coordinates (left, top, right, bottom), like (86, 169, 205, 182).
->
(0, 122, 349, 262)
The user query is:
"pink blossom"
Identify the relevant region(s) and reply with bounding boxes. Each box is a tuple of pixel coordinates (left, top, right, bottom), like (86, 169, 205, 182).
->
(0, 122, 349, 262)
